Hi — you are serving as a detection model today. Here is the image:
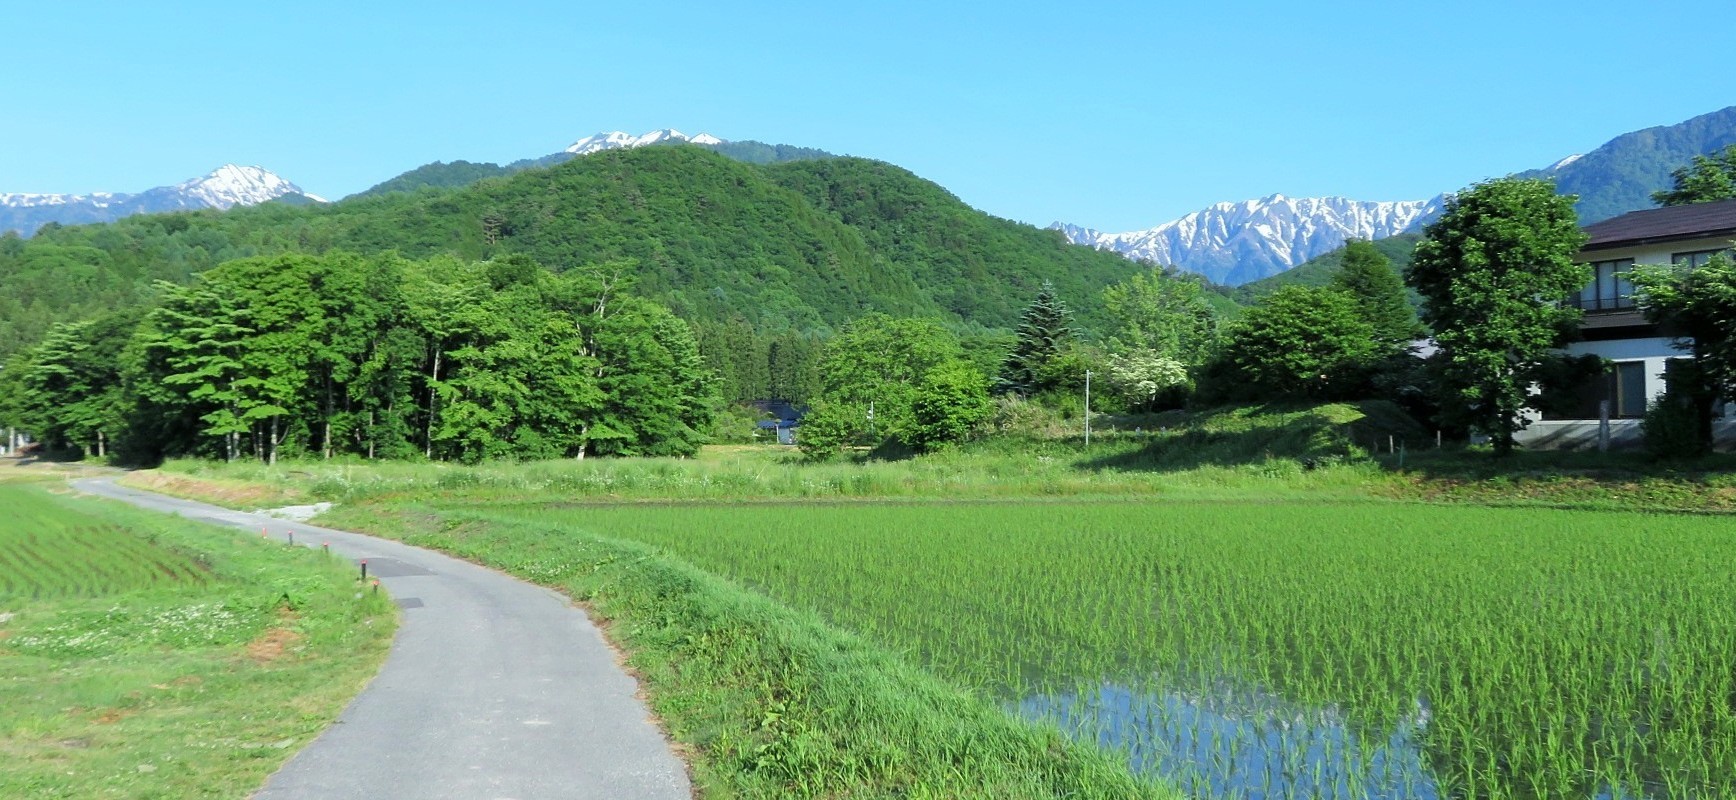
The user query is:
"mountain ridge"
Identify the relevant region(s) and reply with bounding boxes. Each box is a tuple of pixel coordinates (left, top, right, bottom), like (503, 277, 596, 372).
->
(1, 165, 316, 237)
(1053, 194, 1444, 286)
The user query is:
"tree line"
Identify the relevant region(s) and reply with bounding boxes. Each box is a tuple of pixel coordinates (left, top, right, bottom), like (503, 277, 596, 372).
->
(790, 161, 1736, 459)
(0, 252, 713, 463)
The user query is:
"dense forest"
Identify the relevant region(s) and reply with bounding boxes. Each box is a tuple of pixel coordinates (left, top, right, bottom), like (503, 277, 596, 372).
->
(0, 145, 1148, 406)
(0, 252, 711, 463)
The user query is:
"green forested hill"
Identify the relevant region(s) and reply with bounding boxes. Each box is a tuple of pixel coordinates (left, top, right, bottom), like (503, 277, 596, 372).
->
(764, 158, 1134, 328)
(1236, 234, 1421, 301)
(355, 160, 516, 197)
(355, 140, 837, 198)
(1522, 105, 1736, 223)
(0, 146, 1141, 363)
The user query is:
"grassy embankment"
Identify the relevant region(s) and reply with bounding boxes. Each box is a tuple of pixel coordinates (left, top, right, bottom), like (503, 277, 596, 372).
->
(118, 401, 1736, 797)
(0, 469, 394, 798)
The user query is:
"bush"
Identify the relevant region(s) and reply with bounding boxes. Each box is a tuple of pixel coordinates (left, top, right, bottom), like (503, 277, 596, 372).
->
(1642, 393, 1707, 459)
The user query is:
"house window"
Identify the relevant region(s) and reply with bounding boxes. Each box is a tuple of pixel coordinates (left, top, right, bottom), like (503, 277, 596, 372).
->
(1548, 360, 1650, 420)
(1671, 248, 1731, 269)
(1613, 361, 1648, 418)
(1573, 259, 1634, 311)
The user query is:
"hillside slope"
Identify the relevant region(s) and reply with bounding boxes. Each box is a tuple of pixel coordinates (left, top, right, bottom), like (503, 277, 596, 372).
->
(1524, 105, 1736, 223)
(0, 147, 1140, 361)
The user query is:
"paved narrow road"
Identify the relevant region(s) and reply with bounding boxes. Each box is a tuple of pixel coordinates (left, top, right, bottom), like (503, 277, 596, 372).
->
(73, 477, 692, 800)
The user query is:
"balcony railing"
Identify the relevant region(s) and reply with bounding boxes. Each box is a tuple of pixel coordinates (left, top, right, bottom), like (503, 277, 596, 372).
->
(1566, 294, 1637, 312)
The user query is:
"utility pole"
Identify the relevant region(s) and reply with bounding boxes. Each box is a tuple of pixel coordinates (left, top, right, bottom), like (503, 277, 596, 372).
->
(1084, 370, 1092, 446)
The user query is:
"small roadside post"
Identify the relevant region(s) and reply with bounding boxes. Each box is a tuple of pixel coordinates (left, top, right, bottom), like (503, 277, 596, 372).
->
(1084, 370, 1092, 447)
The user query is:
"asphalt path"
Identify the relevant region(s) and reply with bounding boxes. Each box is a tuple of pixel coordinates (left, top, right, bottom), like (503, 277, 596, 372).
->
(73, 476, 692, 800)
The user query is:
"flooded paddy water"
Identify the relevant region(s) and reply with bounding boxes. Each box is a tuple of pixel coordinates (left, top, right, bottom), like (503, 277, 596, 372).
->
(520, 501, 1736, 799)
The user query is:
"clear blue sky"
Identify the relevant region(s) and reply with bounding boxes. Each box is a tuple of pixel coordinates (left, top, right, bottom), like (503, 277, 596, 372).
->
(4, 1, 1733, 232)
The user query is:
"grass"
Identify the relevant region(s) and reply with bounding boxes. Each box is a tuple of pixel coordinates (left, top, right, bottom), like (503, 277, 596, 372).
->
(0, 481, 395, 798)
(110, 400, 1736, 798)
(141, 400, 1736, 514)
(318, 503, 1177, 799)
(443, 500, 1736, 798)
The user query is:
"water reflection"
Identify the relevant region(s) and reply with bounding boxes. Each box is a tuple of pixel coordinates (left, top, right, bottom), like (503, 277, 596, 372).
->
(1018, 682, 1439, 800)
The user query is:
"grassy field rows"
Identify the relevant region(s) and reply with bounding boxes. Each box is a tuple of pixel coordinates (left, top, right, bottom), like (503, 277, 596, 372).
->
(0, 475, 394, 798)
(2, 490, 213, 600)
(465, 500, 1736, 798)
(126, 425, 1736, 799)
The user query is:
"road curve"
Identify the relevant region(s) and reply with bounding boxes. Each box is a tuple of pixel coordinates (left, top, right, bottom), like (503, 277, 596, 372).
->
(73, 476, 692, 800)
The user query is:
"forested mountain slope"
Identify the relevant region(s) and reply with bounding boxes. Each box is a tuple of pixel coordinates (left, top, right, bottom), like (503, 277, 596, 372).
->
(1236, 234, 1421, 301)
(1523, 105, 1736, 223)
(0, 146, 1142, 363)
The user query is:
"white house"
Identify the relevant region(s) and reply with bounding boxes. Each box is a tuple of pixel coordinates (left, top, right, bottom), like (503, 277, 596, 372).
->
(1516, 198, 1736, 450)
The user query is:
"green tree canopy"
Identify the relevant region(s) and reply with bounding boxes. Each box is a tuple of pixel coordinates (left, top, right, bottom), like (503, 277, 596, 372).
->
(1408, 178, 1590, 454)
(1330, 240, 1422, 351)
(1631, 253, 1736, 453)
(998, 282, 1075, 396)
(1213, 286, 1380, 401)
(1651, 145, 1736, 207)
(1100, 267, 1219, 365)
(799, 314, 985, 455)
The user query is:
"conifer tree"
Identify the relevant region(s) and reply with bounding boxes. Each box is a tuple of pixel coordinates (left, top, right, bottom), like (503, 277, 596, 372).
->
(1331, 240, 1422, 351)
(998, 282, 1074, 396)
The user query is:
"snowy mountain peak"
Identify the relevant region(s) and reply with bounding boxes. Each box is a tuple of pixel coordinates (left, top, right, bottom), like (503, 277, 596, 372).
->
(1053, 194, 1446, 286)
(564, 128, 728, 155)
(1, 165, 319, 237)
(174, 165, 319, 208)
(1548, 154, 1584, 171)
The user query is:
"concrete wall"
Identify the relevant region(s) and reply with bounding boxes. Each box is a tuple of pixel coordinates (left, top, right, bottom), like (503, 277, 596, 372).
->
(1517, 418, 1736, 451)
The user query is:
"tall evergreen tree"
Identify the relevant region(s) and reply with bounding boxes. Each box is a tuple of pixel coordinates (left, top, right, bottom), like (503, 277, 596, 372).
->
(998, 282, 1074, 396)
(1331, 240, 1422, 351)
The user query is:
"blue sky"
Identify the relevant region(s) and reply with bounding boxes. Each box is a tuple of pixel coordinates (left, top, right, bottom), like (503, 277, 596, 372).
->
(4, 1, 1733, 231)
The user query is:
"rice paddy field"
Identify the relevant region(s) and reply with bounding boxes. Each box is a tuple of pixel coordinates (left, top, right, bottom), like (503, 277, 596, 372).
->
(139, 425, 1736, 799)
(471, 499, 1736, 800)
(0, 478, 394, 798)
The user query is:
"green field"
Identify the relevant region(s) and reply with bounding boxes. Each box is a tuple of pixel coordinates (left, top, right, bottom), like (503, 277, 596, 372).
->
(0, 481, 394, 798)
(462, 501, 1734, 799)
(2, 490, 211, 600)
(135, 432, 1736, 799)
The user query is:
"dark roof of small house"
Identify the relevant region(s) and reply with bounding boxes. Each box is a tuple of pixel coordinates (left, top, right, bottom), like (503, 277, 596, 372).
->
(748, 399, 806, 423)
(1582, 198, 1736, 252)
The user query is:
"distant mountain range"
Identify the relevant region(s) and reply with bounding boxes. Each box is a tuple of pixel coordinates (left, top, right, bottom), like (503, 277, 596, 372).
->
(0, 130, 833, 237)
(1053, 195, 1444, 286)
(0, 165, 318, 237)
(1518, 105, 1736, 223)
(353, 129, 835, 198)
(1058, 105, 1736, 285)
(9, 106, 1736, 286)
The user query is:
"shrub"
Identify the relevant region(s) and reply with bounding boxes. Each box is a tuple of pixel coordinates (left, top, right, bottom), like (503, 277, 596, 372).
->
(1642, 392, 1707, 459)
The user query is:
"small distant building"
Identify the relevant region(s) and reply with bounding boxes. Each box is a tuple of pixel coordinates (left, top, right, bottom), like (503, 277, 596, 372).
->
(1517, 200, 1736, 450)
(750, 399, 806, 445)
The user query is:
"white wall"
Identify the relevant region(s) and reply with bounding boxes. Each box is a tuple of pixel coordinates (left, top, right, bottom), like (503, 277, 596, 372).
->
(1562, 336, 1676, 412)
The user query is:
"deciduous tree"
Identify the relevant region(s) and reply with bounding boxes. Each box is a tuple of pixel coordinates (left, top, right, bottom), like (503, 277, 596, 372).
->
(1408, 178, 1590, 455)
(1631, 253, 1736, 453)
(1652, 145, 1736, 207)
(1214, 286, 1379, 400)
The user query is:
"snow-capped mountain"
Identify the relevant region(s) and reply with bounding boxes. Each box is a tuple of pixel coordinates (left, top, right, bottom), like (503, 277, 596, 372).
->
(1054, 194, 1445, 286)
(1, 165, 319, 237)
(564, 128, 726, 156)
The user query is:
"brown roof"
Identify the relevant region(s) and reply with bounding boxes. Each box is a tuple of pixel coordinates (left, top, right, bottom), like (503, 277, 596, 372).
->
(1582, 198, 1736, 252)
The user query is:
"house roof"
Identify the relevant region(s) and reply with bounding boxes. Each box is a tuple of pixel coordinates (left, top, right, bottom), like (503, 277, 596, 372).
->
(1581, 198, 1736, 252)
